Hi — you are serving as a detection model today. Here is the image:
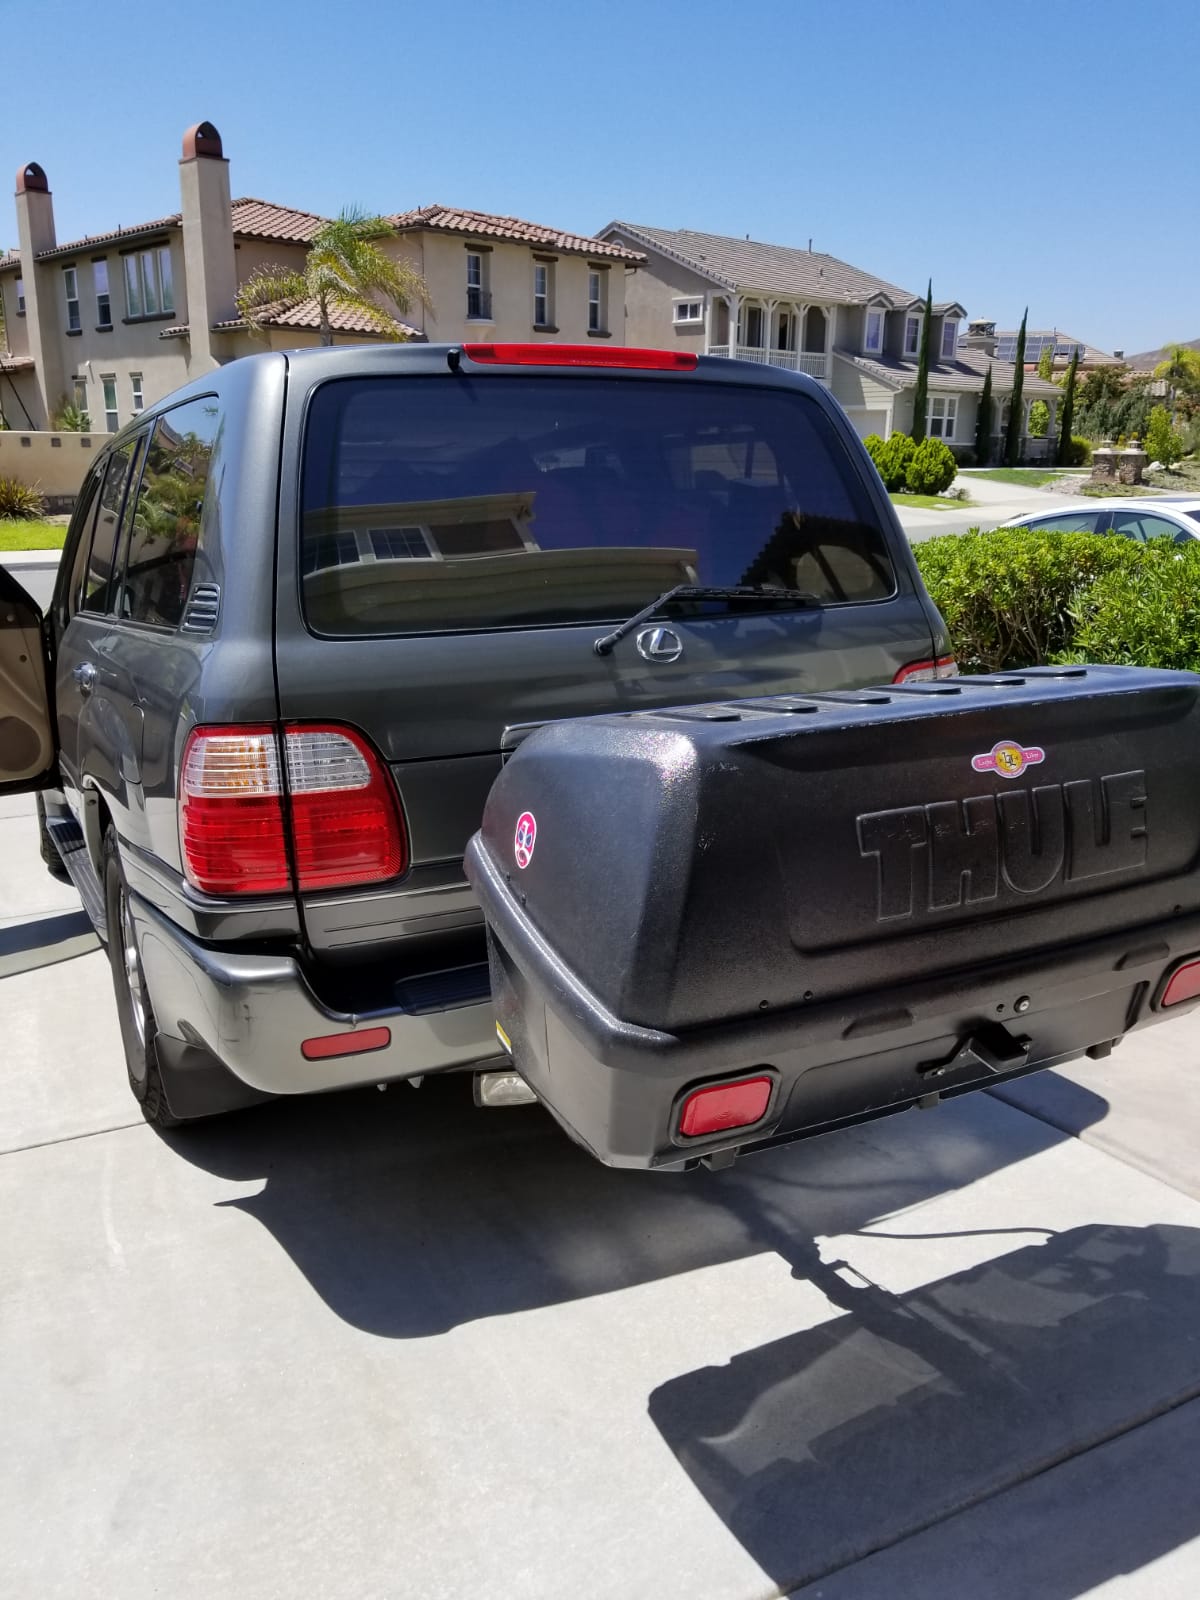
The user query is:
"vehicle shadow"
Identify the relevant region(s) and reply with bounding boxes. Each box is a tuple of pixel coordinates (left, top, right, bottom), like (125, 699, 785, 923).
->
(162, 1070, 1110, 1340)
(648, 1220, 1200, 1597)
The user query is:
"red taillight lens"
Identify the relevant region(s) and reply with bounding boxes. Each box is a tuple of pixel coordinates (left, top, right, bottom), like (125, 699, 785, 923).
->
(893, 654, 958, 684)
(180, 723, 407, 896)
(678, 1075, 773, 1138)
(462, 343, 697, 371)
(301, 1026, 391, 1060)
(1161, 958, 1200, 1008)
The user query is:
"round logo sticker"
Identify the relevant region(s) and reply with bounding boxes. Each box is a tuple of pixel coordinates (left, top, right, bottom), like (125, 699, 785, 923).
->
(971, 740, 1046, 780)
(514, 812, 537, 870)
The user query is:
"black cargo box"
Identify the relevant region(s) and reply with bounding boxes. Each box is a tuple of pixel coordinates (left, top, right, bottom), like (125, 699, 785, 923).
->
(465, 666, 1200, 1168)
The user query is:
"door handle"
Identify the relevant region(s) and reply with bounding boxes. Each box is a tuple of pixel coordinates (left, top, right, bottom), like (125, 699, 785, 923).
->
(73, 662, 97, 696)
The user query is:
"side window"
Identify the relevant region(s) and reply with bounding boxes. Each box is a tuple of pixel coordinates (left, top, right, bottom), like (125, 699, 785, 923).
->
(58, 466, 105, 625)
(122, 396, 220, 629)
(81, 439, 139, 614)
(1028, 513, 1102, 534)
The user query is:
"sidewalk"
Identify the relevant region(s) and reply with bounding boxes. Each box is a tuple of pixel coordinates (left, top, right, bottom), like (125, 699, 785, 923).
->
(896, 472, 1071, 542)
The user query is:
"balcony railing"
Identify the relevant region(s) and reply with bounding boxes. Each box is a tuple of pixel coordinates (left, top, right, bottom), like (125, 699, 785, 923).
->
(706, 345, 828, 380)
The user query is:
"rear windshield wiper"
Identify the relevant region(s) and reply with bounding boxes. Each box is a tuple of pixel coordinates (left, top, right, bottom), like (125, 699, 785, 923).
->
(594, 584, 820, 656)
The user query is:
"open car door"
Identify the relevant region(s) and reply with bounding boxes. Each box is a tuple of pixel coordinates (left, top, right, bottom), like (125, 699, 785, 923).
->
(0, 566, 55, 793)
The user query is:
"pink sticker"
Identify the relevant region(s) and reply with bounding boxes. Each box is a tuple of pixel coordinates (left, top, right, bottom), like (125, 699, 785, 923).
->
(971, 740, 1046, 780)
(514, 812, 537, 869)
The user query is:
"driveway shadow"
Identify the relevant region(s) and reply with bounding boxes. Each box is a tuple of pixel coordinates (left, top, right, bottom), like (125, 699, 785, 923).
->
(163, 1071, 1111, 1340)
(648, 1221, 1200, 1596)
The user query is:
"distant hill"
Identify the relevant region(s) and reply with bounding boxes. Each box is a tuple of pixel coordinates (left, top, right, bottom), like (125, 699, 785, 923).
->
(1128, 337, 1200, 373)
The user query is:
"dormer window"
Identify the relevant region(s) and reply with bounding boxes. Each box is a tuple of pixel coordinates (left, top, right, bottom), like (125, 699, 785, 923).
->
(941, 320, 957, 360)
(864, 310, 883, 354)
(904, 315, 921, 357)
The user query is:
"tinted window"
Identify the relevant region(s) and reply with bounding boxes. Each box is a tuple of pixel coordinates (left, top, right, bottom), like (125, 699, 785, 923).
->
(1026, 512, 1102, 534)
(122, 397, 220, 628)
(299, 376, 895, 637)
(58, 466, 104, 624)
(1111, 511, 1189, 543)
(81, 439, 140, 613)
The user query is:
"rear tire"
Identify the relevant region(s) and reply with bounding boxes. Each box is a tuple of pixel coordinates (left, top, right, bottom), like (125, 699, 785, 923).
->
(101, 827, 184, 1130)
(37, 794, 71, 882)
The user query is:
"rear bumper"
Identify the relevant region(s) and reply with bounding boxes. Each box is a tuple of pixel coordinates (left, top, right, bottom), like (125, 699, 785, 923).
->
(473, 841, 1200, 1169)
(130, 893, 501, 1096)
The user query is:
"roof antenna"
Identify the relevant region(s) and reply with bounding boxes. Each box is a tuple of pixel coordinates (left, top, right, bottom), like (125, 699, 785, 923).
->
(808, 238, 813, 252)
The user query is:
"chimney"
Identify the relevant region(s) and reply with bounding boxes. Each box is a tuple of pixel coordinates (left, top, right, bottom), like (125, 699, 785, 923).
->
(13, 161, 63, 426)
(961, 317, 998, 359)
(178, 121, 237, 373)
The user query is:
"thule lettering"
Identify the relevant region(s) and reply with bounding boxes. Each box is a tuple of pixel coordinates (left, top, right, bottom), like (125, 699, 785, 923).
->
(857, 771, 1147, 921)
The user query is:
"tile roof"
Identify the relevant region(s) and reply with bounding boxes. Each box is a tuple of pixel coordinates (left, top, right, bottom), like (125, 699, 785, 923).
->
(0, 353, 35, 371)
(389, 205, 643, 261)
(26, 197, 326, 264)
(0, 249, 20, 274)
(603, 221, 919, 305)
(206, 295, 420, 339)
(835, 346, 1063, 397)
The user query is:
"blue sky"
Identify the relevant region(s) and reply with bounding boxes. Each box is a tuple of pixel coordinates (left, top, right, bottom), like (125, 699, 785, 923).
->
(4, 0, 1195, 355)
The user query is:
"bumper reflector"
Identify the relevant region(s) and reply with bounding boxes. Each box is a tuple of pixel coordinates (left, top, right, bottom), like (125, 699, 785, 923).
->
(1162, 958, 1200, 1008)
(300, 1026, 391, 1061)
(679, 1075, 773, 1138)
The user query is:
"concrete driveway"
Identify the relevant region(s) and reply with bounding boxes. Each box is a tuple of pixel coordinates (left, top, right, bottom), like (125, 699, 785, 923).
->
(5, 789, 1200, 1598)
(895, 472, 1077, 542)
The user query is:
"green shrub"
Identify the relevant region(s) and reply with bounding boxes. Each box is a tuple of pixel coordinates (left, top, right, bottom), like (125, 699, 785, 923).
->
(905, 436, 958, 495)
(865, 431, 916, 491)
(1065, 541, 1200, 670)
(1062, 435, 1092, 467)
(1028, 399, 1050, 437)
(913, 526, 1140, 671)
(0, 476, 45, 520)
(1144, 404, 1183, 467)
(951, 446, 977, 468)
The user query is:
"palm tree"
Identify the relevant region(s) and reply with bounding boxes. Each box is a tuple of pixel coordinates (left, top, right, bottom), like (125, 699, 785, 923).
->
(1153, 345, 1200, 423)
(235, 209, 430, 346)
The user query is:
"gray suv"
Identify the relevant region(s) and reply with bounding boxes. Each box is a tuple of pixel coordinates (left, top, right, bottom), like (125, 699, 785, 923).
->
(0, 342, 951, 1128)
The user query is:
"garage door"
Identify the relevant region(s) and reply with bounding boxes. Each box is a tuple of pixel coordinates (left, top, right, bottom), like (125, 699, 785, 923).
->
(843, 408, 888, 440)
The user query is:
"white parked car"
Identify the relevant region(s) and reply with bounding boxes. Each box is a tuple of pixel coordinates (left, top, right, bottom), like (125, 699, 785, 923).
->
(1006, 498, 1200, 543)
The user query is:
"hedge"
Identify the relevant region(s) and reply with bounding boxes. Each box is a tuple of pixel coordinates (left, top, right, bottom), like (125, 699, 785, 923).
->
(911, 526, 1187, 672)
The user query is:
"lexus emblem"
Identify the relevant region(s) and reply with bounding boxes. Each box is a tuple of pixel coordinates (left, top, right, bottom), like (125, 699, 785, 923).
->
(635, 626, 684, 664)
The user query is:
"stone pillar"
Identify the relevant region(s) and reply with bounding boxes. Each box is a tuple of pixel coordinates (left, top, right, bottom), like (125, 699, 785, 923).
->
(1117, 440, 1148, 485)
(1090, 446, 1117, 483)
(179, 121, 237, 375)
(13, 161, 62, 427)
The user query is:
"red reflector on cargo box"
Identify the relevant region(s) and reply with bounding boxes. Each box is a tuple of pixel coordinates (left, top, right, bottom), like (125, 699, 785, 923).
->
(462, 343, 697, 371)
(678, 1075, 772, 1138)
(300, 1027, 392, 1061)
(1161, 959, 1200, 1008)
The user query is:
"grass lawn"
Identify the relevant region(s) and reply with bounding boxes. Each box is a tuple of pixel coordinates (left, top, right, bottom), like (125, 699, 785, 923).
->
(966, 468, 1074, 487)
(890, 493, 973, 510)
(0, 520, 67, 550)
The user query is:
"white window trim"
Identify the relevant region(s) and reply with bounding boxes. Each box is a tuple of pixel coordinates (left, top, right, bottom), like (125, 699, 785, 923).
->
(465, 251, 492, 322)
(15, 277, 25, 315)
(130, 372, 144, 415)
(672, 297, 704, 325)
(587, 270, 606, 334)
(63, 266, 81, 332)
(904, 313, 922, 358)
(941, 320, 957, 360)
(533, 261, 554, 328)
(927, 394, 958, 440)
(101, 374, 119, 434)
(122, 245, 175, 319)
(94, 259, 111, 327)
(864, 309, 884, 354)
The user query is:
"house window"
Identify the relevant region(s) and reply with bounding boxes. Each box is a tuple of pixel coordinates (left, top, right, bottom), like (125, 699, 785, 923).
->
(904, 315, 921, 357)
(370, 527, 433, 561)
(941, 320, 957, 360)
(15, 278, 24, 315)
(63, 266, 81, 332)
(466, 252, 491, 320)
(101, 374, 119, 433)
(587, 271, 606, 333)
(928, 396, 957, 439)
(123, 246, 174, 318)
(72, 378, 88, 416)
(776, 310, 793, 351)
(865, 310, 883, 353)
(673, 300, 703, 324)
(94, 260, 111, 327)
(741, 305, 765, 349)
(130, 373, 144, 414)
(533, 261, 554, 327)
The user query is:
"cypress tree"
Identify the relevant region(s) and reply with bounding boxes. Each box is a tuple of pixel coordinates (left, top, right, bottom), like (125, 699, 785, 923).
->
(1004, 307, 1028, 466)
(975, 364, 994, 465)
(1057, 346, 1079, 465)
(910, 280, 933, 442)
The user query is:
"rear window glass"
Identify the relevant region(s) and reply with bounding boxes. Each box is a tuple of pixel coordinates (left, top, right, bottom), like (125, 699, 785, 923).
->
(299, 375, 895, 636)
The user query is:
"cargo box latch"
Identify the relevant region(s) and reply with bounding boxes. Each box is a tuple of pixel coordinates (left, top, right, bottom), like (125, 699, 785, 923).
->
(917, 1022, 1032, 1083)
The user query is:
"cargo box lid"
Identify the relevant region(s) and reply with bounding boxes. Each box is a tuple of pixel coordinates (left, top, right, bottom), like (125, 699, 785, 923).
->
(467, 666, 1200, 1031)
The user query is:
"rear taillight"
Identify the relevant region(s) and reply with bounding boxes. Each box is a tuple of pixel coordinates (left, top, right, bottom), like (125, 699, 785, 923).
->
(678, 1075, 773, 1138)
(893, 654, 958, 684)
(180, 723, 407, 896)
(1161, 958, 1200, 1008)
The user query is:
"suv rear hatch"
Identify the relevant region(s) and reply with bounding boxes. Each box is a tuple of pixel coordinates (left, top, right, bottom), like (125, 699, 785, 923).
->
(272, 348, 939, 966)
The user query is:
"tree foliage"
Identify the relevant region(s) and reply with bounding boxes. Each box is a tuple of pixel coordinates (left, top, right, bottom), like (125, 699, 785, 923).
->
(910, 281, 933, 442)
(1028, 399, 1049, 437)
(1057, 347, 1079, 464)
(1004, 308, 1027, 466)
(975, 364, 993, 465)
(235, 209, 431, 346)
(1145, 405, 1184, 466)
(1037, 342, 1054, 382)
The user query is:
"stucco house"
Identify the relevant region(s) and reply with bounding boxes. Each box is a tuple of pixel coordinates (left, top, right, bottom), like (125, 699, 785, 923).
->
(598, 222, 1062, 460)
(0, 121, 643, 433)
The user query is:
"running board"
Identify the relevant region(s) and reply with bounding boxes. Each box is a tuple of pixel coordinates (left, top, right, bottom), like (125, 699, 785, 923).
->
(46, 817, 108, 943)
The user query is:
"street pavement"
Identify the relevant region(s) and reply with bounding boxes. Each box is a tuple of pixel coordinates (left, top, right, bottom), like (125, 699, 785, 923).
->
(894, 471, 1076, 542)
(5, 786, 1200, 1599)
